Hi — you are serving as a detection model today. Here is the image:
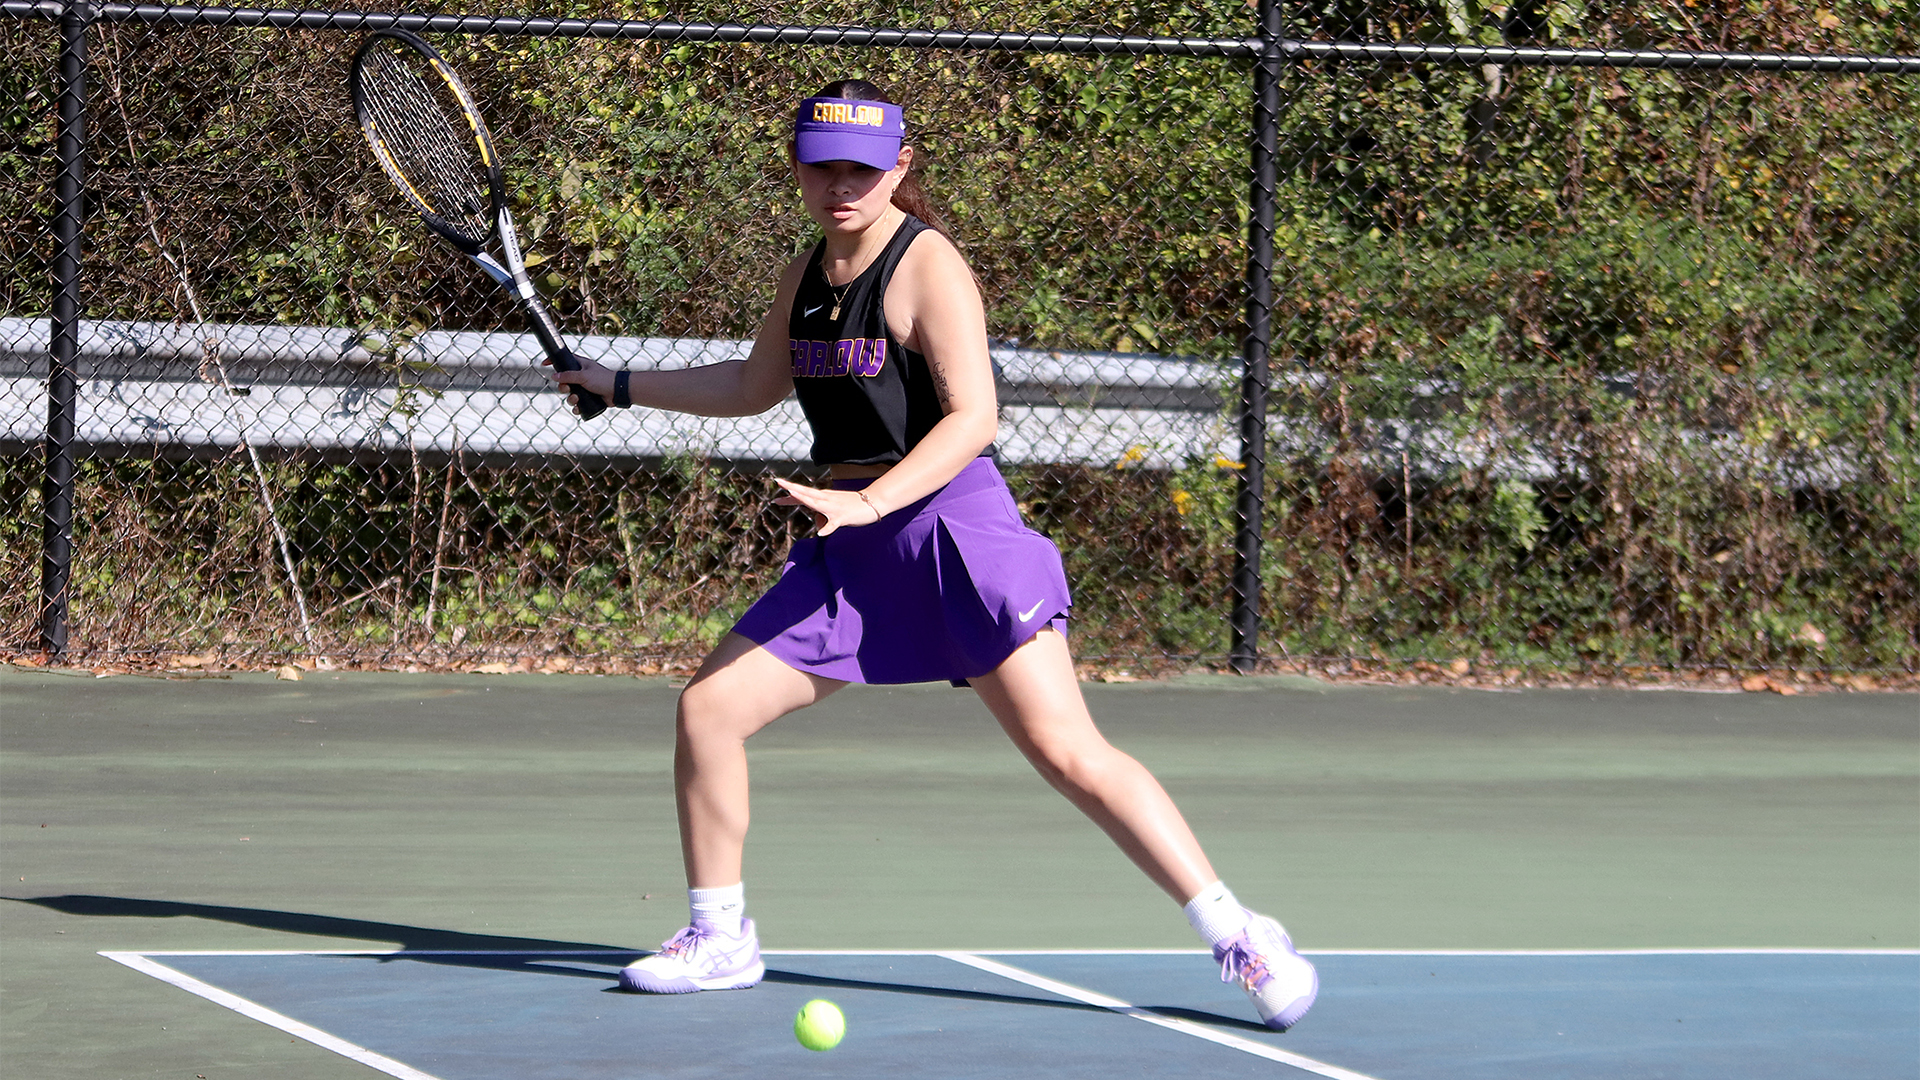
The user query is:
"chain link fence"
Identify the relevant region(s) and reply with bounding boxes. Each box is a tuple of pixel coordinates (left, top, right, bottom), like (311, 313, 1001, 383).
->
(4, 2, 1916, 683)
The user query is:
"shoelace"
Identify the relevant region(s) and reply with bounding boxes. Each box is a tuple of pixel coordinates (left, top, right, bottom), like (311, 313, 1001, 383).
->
(1217, 939, 1271, 990)
(657, 924, 710, 959)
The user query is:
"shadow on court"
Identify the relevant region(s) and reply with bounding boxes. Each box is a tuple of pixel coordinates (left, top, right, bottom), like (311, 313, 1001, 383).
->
(16, 893, 1256, 1026)
(12, 894, 626, 953)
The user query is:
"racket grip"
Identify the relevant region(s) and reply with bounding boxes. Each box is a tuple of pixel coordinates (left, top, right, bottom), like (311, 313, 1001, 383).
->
(523, 298, 608, 419)
(550, 345, 608, 420)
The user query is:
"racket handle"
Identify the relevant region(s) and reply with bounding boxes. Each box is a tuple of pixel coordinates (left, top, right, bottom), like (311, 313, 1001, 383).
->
(550, 344, 608, 420)
(523, 296, 608, 420)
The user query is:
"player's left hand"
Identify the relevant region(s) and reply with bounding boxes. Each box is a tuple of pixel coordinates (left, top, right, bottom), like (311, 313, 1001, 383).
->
(773, 478, 884, 537)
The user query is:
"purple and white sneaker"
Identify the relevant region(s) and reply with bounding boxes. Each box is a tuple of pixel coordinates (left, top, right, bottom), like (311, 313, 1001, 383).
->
(1214, 913, 1318, 1031)
(619, 918, 765, 993)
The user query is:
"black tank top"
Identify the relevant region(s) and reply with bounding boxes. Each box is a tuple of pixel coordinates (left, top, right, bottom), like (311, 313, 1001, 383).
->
(787, 214, 996, 465)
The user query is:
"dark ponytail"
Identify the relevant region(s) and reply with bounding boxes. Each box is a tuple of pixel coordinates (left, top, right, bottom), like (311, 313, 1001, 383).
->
(812, 79, 952, 238)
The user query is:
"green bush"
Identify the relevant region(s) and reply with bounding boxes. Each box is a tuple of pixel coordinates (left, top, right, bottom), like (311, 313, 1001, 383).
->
(1, 3, 1914, 672)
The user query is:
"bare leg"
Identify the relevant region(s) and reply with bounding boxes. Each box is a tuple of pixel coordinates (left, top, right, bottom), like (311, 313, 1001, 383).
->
(969, 628, 1216, 904)
(675, 633, 844, 888)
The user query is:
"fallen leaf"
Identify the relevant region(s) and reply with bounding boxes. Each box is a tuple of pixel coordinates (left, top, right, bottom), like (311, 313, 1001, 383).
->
(1791, 623, 1827, 648)
(472, 662, 515, 675)
(1739, 674, 1770, 692)
(274, 665, 303, 681)
(168, 652, 218, 669)
(1448, 658, 1472, 676)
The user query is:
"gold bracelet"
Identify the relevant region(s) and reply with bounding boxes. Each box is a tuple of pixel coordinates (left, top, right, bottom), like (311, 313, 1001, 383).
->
(855, 490, 882, 523)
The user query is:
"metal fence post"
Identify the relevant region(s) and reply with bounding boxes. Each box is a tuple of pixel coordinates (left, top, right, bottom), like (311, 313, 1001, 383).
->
(42, 0, 89, 657)
(1230, 0, 1281, 674)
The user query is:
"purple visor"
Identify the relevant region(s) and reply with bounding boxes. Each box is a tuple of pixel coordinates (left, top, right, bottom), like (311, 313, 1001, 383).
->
(793, 97, 904, 170)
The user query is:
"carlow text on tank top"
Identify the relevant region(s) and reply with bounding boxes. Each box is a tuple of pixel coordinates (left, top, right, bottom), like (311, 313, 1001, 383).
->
(789, 337, 887, 378)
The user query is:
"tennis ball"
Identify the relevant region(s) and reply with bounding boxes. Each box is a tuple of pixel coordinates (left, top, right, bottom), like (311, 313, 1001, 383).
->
(793, 998, 845, 1051)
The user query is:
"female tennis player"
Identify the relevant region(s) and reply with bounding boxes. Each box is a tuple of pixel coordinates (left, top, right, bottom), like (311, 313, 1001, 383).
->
(551, 80, 1317, 1032)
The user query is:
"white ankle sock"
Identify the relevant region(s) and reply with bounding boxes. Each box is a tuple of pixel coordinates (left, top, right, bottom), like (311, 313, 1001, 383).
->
(1183, 880, 1251, 949)
(689, 883, 746, 935)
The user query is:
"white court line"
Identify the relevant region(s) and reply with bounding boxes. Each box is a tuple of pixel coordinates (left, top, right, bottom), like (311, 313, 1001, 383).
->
(937, 951, 1382, 1080)
(100, 952, 445, 1080)
(115, 947, 1195, 958)
(116, 948, 638, 957)
(1304, 947, 1920, 956)
(769, 947, 1212, 956)
(123, 946, 1920, 958)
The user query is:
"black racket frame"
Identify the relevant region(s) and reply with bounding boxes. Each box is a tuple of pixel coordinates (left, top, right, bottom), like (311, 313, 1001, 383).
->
(349, 28, 608, 418)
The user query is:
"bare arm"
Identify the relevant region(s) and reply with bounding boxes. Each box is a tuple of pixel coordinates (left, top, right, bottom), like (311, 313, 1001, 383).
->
(773, 231, 999, 533)
(552, 256, 803, 417)
(860, 232, 998, 512)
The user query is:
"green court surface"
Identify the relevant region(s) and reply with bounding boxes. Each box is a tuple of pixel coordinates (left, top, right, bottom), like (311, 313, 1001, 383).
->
(2, 666, 1915, 1078)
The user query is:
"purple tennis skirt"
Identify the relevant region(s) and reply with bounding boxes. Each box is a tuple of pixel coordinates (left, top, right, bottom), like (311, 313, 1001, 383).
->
(733, 456, 1072, 685)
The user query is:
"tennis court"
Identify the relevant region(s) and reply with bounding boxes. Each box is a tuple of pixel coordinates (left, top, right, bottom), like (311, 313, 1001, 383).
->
(4, 667, 1914, 1078)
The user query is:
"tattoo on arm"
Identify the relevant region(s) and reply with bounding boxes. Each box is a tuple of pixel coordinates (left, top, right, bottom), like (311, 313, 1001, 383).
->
(933, 366, 953, 410)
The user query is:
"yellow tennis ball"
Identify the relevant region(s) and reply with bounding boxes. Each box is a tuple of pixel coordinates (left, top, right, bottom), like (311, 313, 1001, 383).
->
(793, 998, 845, 1051)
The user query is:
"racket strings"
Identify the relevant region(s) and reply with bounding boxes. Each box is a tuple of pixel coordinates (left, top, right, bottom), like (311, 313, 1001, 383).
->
(358, 43, 495, 244)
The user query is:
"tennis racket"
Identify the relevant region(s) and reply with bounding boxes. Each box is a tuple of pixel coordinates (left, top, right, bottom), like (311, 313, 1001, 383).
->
(349, 28, 607, 418)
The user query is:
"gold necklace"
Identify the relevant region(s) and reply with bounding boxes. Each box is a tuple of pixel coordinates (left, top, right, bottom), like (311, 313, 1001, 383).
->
(820, 210, 900, 320)
(820, 264, 853, 321)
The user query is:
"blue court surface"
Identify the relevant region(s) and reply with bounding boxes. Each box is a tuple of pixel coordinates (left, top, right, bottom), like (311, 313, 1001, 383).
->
(104, 947, 1917, 1080)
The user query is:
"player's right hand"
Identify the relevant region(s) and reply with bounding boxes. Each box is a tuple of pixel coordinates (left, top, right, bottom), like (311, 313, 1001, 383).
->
(548, 357, 617, 415)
